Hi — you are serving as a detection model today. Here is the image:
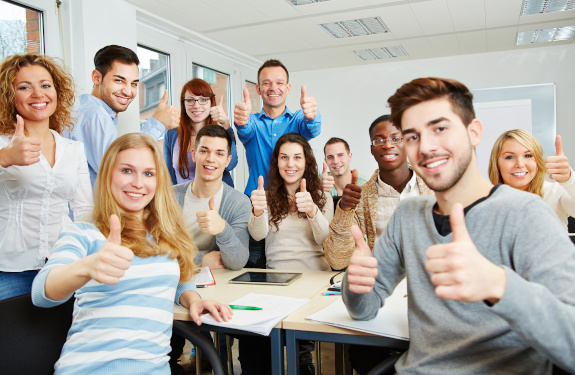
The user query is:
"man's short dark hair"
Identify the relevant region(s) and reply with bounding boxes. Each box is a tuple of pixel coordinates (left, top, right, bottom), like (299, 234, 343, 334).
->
(195, 125, 232, 155)
(387, 77, 475, 129)
(94, 45, 139, 78)
(368, 114, 397, 138)
(257, 59, 289, 84)
(324, 137, 350, 155)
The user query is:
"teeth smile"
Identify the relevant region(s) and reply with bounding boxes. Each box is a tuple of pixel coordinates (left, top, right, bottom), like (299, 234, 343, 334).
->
(382, 155, 397, 160)
(30, 103, 47, 108)
(205, 166, 216, 170)
(512, 172, 527, 176)
(285, 171, 297, 175)
(426, 159, 447, 169)
(126, 192, 143, 198)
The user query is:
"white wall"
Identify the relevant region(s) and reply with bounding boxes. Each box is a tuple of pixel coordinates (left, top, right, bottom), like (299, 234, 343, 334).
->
(288, 44, 575, 177)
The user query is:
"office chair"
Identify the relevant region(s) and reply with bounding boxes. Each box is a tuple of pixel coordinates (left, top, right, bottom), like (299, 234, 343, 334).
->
(366, 352, 402, 375)
(173, 320, 226, 375)
(0, 293, 74, 375)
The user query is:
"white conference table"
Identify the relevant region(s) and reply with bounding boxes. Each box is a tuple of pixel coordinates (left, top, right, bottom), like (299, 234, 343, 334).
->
(174, 268, 338, 375)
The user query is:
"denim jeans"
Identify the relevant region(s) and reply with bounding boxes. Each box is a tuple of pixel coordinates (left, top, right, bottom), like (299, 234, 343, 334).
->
(0, 270, 39, 301)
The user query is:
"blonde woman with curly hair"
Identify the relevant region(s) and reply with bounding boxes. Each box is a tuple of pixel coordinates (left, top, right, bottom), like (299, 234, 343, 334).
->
(0, 54, 92, 300)
(488, 129, 575, 229)
(32, 133, 231, 374)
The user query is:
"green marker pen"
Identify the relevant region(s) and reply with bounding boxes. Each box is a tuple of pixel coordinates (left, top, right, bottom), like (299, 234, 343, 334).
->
(229, 305, 262, 310)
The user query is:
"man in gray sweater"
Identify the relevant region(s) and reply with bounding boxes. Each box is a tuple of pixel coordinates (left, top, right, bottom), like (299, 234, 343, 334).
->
(343, 77, 575, 374)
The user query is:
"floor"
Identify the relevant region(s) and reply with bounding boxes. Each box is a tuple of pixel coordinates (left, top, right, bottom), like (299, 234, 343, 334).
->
(179, 338, 341, 374)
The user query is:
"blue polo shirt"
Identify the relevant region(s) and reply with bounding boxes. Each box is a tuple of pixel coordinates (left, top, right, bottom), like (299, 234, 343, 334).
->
(235, 107, 321, 195)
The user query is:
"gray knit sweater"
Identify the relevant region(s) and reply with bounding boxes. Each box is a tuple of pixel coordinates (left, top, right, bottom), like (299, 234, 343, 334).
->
(173, 181, 251, 270)
(343, 185, 575, 374)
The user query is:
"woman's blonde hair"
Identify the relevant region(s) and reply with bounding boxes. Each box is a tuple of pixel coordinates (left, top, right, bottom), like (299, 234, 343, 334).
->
(93, 133, 198, 282)
(488, 129, 546, 197)
(0, 54, 75, 135)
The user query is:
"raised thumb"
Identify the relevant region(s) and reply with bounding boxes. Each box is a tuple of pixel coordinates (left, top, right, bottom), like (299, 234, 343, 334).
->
(350, 225, 370, 255)
(217, 95, 224, 107)
(300, 178, 306, 193)
(208, 196, 216, 210)
(258, 175, 264, 190)
(14, 115, 25, 137)
(108, 214, 122, 245)
(300, 84, 307, 100)
(351, 169, 358, 185)
(555, 135, 564, 156)
(322, 161, 328, 176)
(449, 203, 470, 242)
(243, 88, 251, 106)
(159, 89, 169, 106)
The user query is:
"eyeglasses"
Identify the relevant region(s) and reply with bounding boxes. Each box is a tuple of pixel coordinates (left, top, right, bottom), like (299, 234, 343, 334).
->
(183, 97, 210, 105)
(371, 137, 403, 147)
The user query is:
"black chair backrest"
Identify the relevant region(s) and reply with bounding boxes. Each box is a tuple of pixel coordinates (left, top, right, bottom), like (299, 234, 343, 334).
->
(0, 294, 74, 375)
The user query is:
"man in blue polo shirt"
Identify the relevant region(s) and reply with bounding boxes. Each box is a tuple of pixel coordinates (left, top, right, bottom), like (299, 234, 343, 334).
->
(233, 59, 321, 196)
(65, 45, 179, 185)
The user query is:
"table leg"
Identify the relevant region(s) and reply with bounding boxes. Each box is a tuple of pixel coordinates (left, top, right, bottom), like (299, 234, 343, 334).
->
(270, 328, 285, 375)
(285, 330, 299, 375)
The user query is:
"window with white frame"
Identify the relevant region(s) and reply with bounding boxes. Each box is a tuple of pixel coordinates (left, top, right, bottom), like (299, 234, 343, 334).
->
(192, 63, 230, 114)
(0, 0, 43, 59)
(137, 45, 170, 125)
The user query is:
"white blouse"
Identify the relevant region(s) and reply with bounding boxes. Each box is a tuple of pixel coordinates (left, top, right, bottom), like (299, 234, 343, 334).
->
(542, 170, 575, 231)
(0, 130, 93, 271)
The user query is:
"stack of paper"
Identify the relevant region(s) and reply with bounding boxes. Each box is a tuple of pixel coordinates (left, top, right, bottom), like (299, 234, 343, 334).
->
(200, 293, 309, 335)
(306, 279, 409, 340)
(192, 266, 215, 286)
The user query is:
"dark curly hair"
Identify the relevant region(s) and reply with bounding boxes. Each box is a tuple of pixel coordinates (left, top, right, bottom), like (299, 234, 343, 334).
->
(0, 54, 75, 135)
(266, 133, 326, 230)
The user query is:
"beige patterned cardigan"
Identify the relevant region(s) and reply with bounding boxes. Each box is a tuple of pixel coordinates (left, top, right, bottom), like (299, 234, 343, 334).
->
(323, 169, 433, 270)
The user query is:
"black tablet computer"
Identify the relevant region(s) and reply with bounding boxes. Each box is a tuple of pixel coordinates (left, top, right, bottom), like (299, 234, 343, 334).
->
(228, 271, 302, 286)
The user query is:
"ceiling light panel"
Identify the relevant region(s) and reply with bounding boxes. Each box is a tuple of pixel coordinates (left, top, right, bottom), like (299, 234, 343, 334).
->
(353, 46, 408, 61)
(287, 0, 330, 5)
(521, 0, 575, 16)
(516, 26, 575, 44)
(320, 17, 389, 39)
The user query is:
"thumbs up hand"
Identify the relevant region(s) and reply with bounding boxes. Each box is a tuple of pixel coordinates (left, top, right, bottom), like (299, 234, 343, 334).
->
(153, 89, 180, 130)
(545, 135, 571, 183)
(196, 196, 226, 235)
(89, 215, 134, 284)
(0, 115, 42, 168)
(300, 85, 317, 120)
(340, 169, 362, 211)
(347, 225, 378, 294)
(209, 95, 230, 129)
(321, 161, 335, 192)
(296, 178, 317, 217)
(234, 88, 252, 126)
(425, 204, 506, 304)
(250, 175, 267, 217)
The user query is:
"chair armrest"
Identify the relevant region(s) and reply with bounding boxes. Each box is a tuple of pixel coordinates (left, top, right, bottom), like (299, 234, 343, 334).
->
(172, 320, 225, 375)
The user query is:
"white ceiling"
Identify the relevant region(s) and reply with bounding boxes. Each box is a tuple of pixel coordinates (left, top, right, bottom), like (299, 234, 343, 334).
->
(127, 0, 575, 71)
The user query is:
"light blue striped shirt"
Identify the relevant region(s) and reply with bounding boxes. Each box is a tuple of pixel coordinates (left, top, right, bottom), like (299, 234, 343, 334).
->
(32, 222, 196, 374)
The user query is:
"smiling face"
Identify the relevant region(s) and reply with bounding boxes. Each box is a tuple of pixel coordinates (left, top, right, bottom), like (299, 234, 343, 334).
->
(192, 135, 232, 183)
(497, 139, 538, 191)
(278, 142, 305, 190)
(110, 147, 157, 220)
(184, 91, 212, 124)
(370, 120, 408, 172)
(401, 98, 478, 193)
(13, 65, 57, 125)
(325, 142, 351, 177)
(256, 66, 291, 110)
(93, 61, 139, 113)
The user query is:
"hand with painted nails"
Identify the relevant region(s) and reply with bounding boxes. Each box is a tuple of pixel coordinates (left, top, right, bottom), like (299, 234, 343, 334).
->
(295, 178, 317, 217)
(346, 225, 378, 294)
(209, 95, 230, 129)
(196, 196, 226, 235)
(250, 175, 267, 217)
(300, 85, 317, 120)
(234, 88, 252, 126)
(340, 169, 361, 211)
(0, 115, 42, 168)
(321, 161, 334, 192)
(425, 203, 506, 304)
(546, 135, 571, 183)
